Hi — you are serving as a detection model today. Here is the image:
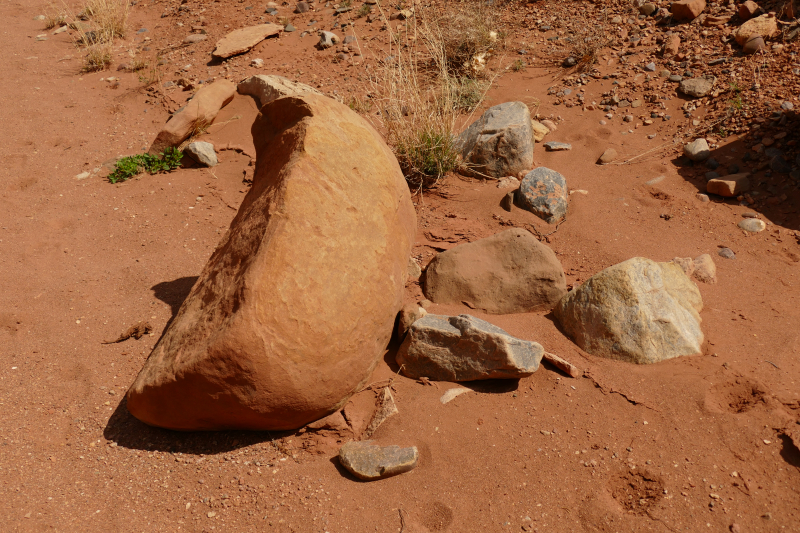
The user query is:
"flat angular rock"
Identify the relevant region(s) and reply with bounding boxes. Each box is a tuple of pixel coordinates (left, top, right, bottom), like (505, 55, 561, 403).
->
(457, 101, 534, 179)
(692, 254, 716, 284)
(554, 258, 703, 364)
(148, 79, 235, 155)
(184, 34, 207, 44)
(127, 93, 416, 430)
(679, 76, 715, 98)
(662, 34, 680, 57)
(515, 167, 568, 224)
(186, 141, 218, 167)
(531, 120, 550, 142)
(338, 441, 418, 481)
(396, 314, 544, 381)
(670, 0, 706, 20)
(543, 142, 571, 151)
(684, 138, 710, 161)
(734, 14, 777, 45)
(706, 174, 750, 197)
(423, 228, 566, 314)
(237, 74, 322, 109)
(212, 23, 282, 59)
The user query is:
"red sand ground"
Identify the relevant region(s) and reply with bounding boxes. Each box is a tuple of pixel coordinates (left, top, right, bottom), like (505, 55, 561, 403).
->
(1, 0, 799, 531)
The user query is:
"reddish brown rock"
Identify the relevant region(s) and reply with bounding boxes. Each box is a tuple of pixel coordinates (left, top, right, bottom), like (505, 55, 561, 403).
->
(662, 34, 680, 57)
(423, 228, 566, 314)
(127, 94, 416, 430)
(743, 35, 766, 55)
(148, 80, 235, 155)
(706, 174, 750, 197)
(738, 0, 760, 21)
(670, 0, 706, 20)
(212, 23, 282, 59)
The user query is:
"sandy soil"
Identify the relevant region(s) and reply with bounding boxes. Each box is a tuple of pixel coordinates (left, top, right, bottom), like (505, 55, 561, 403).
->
(1, 0, 799, 531)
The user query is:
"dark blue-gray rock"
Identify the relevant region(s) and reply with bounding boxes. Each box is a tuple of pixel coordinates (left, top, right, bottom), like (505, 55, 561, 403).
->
(705, 171, 719, 181)
(186, 141, 218, 167)
(679, 76, 715, 97)
(284, 23, 296, 32)
(563, 57, 577, 67)
(728, 163, 740, 174)
(396, 314, 544, 381)
(515, 167, 568, 224)
(684, 138, 710, 161)
(718, 247, 736, 259)
(543, 142, 572, 152)
(456, 101, 534, 179)
(771, 156, 791, 174)
(338, 441, 418, 480)
(705, 157, 719, 170)
(554, 258, 704, 365)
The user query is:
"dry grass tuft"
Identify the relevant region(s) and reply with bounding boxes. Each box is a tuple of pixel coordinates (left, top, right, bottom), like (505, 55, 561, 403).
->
(365, 0, 497, 190)
(84, 0, 129, 41)
(44, 7, 67, 30)
(82, 42, 113, 72)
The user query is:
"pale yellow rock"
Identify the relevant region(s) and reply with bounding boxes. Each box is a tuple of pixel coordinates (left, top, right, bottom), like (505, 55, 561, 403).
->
(555, 258, 703, 364)
(531, 120, 550, 142)
(237, 75, 322, 109)
(734, 14, 778, 45)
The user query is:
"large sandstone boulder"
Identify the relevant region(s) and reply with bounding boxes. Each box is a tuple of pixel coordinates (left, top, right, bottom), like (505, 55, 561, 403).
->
(237, 75, 322, 109)
(457, 101, 534, 179)
(396, 314, 543, 381)
(127, 94, 416, 430)
(423, 228, 566, 314)
(148, 79, 235, 155)
(212, 23, 282, 59)
(554, 258, 703, 364)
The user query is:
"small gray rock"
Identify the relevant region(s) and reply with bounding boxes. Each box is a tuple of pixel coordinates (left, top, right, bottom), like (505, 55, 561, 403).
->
(684, 138, 710, 162)
(284, 23, 296, 32)
(669, 74, 683, 82)
(456, 101, 534, 179)
(338, 441, 418, 481)
(396, 314, 544, 381)
(295, 1, 310, 13)
(644, 62, 656, 71)
(543, 142, 572, 151)
(186, 141, 218, 167)
(516, 167, 568, 224)
(718, 247, 736, 260)
(183, 34, 208, 44)
(738, 218, 766, 233)
(679, 76, 715, 97)
(781, 101, 794, 111)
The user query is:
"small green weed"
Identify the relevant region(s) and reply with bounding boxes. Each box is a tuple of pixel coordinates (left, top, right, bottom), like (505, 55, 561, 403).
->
(108, 148, 183, 183)
(729, 81, 741, 93)
(510, 58, 526, 72)
(729, 95, 744, 110)
(356, 3, 371, 17)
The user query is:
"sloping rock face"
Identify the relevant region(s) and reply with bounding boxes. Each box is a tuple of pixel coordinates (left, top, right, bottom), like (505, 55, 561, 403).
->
(127, 94, 416, 430)
(148, 80, 235, 155)
(237, 75, 322, 109)
(457, 101, 534, 179)
(423, 228, 566, 314)
(554, 258, 703, 364)
(396, 314, 543, 381)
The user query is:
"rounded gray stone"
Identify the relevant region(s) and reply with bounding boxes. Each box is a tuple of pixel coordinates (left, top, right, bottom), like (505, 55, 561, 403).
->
(186, 141, 218, 167)
(738, 218, 765, 233)
(515, 167, 568, 224)
(338, 441, 418, 481)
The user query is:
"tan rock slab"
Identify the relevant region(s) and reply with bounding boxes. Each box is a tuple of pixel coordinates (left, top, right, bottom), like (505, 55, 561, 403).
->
(212, 23, 282, 59)
(734, 14, 778, 45)
(148, 79, 235, 154)
(706, 174, 750, 197)
(237, 74, 322, 109)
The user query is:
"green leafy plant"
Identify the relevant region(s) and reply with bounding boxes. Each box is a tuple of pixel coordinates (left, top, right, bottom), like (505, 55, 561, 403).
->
(395, 128, 460, 188)
(108, 148, 183, 183)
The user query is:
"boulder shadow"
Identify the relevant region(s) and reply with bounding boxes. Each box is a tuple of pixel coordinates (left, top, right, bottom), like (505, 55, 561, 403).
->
(778, 433, 800, 469)
(103, 396, 293, 454)
(152, 276, 198, 319)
